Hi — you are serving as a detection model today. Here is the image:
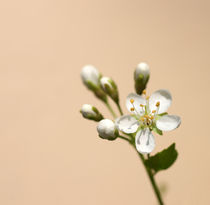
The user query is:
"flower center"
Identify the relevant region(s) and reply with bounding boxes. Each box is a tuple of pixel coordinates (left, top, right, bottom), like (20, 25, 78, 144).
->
(130, 90, 160, 129)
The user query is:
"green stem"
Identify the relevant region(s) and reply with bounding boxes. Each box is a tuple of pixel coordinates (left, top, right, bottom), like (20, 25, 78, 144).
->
(119, 136, 164, 205)
(118, 135, 131, 143)
(117, 103, 123, 115)
(137, 152, 164, 205)
(105, 101, 117, 118)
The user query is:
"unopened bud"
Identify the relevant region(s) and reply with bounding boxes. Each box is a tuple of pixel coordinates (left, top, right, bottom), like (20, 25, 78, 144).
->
(80, 104, 103, 122)
(81, 65, 107, 102)
(97, 119, 118, 140)
(134, 62, 150, 95)
(100, 77, 119, 103)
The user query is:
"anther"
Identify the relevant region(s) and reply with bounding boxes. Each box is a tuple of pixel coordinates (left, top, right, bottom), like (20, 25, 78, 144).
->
(140, 104, 144, 107)
(156, 101, 160, 107)
(140, 117, 145, 121)
(150, 116, 154, 120)
(130, 99, 134, 104)
(146, 96, 150, 100)
(152, 110, 156, 113)
(142, 90, 146, 95)
(130, 107, 135, 111)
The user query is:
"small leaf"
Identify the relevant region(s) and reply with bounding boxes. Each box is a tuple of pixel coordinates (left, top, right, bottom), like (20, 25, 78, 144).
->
(145, 143, 178, 173)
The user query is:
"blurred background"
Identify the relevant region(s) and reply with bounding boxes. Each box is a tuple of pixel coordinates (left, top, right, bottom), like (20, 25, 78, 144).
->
(0, 0, 210, 204)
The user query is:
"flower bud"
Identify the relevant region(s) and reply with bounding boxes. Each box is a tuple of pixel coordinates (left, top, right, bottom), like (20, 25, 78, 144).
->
(100, 77, 119, 103)
(81, 65, 107, 102)
(80, 104, 103, 122)
(81, 65, 100, 87)
(97, 119, 118, 140)
(134, 62, 150, 95)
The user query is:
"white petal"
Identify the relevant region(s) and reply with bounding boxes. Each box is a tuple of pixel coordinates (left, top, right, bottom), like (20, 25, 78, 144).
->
(81, 65, 100, 86)
(135, 62, 150, 80)
(135, 128, 155, 154)
(115, 115, 139, 134)
(100, 77, 112, 90)
(156, 115, 181, 131)
(149, 89, 172, 114)
(81, 104, 96, 117)
(126, 93, 146, 115)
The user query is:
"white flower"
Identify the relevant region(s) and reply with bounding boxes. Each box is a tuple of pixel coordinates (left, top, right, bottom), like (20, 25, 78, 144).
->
(97, 119, 118, 140)
(134, 62, 150, 80)
(81, 65, 100, 87)
(80, 104, 103, 121)
(115, 89, 181, 154)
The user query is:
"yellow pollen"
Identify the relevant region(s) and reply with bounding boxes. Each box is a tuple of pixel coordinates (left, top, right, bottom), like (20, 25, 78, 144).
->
(140, 104, 144, 107)
(144, 115, 149, 119)
(130, 99, 134, 104)
(130, 107, 135, 111)
(140, 117, 145, 121)
(156, 101, 160, 107)
(150, 116, 154, 120)
(146, 96, 150, 100)
(142, 90, 146, 95)
(152, 110, 156, 113)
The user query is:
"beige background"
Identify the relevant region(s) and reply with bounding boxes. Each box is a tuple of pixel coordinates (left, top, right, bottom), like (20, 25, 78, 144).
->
(0, 0, 210, 204)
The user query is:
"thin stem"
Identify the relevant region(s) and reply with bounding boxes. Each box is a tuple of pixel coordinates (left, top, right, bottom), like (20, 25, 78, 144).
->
(117, 103, 123, 115)
(118, 135, 131, 143)
(137, 152, 164, 205)
(104, 100, 164, 204)
(105, 101, 117, 118)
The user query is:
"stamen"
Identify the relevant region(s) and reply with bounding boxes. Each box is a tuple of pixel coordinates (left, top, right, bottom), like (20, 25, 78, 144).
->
(140, 117, 145, 121)
(156, 101, 160, 107)
(140, 104, 144, 107)
(152, 110, 156, 113)
(144, 115, 149, 119)
(130, 99, 134, 104)
(130, 107, 135, 111)
(142, 90, 146, 95)
(150, 116, 154, 120)
(146, 96, 150, 100)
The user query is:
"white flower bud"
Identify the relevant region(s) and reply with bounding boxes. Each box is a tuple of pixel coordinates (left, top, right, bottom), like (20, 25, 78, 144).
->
(97, 119, 118, 140)
(135, 62, 150, 80)
(80, 104, 103, 122)
(134, 62, 150, 95)
(81, 65, 107, 102)
(100, 77, 119, 103)
(81, 65, 100, 87)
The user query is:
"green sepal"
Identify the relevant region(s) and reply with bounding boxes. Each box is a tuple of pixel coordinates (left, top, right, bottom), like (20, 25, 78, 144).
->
(98, 129, 118, 141)
(157, 112, 168, 117)
(102, 79, 119, 103)
(86, 81, 107, 103)
(80, 106, 103, 122)
(145, 143, 178, 173)
(134, 72, 150, 95)
(152, 125, 163, 135)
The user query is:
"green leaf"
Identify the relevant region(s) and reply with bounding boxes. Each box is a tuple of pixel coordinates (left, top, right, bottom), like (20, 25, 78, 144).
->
(145, 143, 178, 173)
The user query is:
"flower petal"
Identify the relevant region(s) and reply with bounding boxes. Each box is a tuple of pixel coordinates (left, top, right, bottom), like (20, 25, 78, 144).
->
(156, 115, 181, 131)
(149, 89, 172, 114)
(135, 128, 155, 154)
(126, 93, 146, 115)
(115, 115, 139, 133)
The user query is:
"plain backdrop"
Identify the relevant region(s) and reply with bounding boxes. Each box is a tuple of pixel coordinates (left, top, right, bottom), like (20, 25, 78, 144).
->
(0, 0, 210, 204)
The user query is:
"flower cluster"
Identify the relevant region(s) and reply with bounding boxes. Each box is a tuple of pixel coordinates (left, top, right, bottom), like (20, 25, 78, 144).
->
(80, 63, 181, 154)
